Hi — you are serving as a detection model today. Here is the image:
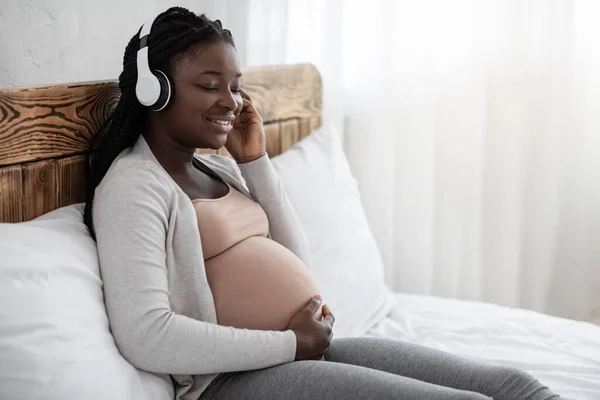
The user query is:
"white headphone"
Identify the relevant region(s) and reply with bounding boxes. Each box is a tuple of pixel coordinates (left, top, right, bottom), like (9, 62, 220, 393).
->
(135, 14, 172, 111)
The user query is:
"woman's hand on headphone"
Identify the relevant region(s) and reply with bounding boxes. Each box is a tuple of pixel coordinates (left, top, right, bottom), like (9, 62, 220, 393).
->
(225, 88, 266, 164)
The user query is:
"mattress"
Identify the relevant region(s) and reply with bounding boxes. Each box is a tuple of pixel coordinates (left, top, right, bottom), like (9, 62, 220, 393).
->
(365, 293, 600, 400)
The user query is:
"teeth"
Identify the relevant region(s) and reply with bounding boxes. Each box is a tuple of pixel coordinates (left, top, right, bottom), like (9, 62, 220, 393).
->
(209, 119, 231, 126)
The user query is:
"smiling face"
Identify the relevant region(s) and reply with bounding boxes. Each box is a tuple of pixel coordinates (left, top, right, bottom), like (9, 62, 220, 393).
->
(156, 41, 243, 150)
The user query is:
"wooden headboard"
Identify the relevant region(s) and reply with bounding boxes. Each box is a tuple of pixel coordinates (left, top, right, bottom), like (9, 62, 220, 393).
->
(0, 64, 321, 223)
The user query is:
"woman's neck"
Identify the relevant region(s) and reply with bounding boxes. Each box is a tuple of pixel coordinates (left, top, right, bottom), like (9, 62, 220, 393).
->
(143, 125, 195, 176)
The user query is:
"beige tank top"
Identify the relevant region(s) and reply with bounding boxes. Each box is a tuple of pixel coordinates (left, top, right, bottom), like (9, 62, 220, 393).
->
(193, 183, 321, 331)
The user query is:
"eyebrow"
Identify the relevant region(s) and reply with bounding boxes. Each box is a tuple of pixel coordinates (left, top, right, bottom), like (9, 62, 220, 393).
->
(198, 70, 242, 78)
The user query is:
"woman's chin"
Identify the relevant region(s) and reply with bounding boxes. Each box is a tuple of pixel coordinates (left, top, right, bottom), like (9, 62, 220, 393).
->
(200, 135, 228, 151)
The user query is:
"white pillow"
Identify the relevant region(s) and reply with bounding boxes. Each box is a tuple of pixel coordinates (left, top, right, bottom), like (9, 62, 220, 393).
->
(272, 123, 395, 337)
(0, 204, 173, 400)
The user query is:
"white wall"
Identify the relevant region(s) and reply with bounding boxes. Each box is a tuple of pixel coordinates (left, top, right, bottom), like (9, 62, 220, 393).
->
(0, 0, 250, 88)
(0, 0, 345, 138)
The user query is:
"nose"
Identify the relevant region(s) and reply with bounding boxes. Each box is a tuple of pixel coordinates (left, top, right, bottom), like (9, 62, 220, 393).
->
(217, 88, 239, 111)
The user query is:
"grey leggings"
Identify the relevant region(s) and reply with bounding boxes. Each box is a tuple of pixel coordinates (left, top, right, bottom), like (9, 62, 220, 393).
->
(200, 337, 560, 399)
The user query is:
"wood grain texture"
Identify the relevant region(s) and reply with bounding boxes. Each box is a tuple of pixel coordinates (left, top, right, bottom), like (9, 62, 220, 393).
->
(0, 82, 120, 166)
(298, 116, 321, 139)
(0, 165, 23, 222)
(264, 123, 282, 156)
(56, 155, 86, 207)
(0, 64, 321, 167)
(242, 64, 322, 123)
(22, 160, 57, 221)
(280, 119, 300, 153)
(0, 64, 322, 222)
(298, 119, 310, 139)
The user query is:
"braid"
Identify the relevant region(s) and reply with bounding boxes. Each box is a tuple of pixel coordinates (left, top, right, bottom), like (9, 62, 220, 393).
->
(83, 7, 235, 237)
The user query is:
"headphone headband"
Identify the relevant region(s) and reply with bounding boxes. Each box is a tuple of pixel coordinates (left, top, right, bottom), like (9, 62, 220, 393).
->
(139, 15, 156, 38)
(137, 13, 158, 75)
(135, 13, 171, 111)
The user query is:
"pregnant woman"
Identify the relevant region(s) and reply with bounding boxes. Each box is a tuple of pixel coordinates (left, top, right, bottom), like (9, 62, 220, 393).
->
(85, 7, 560, 400)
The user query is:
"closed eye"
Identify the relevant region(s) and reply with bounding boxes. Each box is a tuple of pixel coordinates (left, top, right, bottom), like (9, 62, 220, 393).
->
(198, 85, 218, 92)
(197, 85, 241, 94)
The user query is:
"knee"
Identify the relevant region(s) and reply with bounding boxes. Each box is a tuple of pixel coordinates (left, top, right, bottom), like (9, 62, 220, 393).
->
(499, 366, 537, 384)
(492, 366, 555, 400)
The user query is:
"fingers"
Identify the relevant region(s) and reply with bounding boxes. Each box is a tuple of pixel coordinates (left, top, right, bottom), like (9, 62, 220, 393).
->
(322, 304, 335, 328)
(241, 97, 255, 112)
(239, 89, 262, 119)
(303, 295, 322, 316)
(233, 99, 244, 116)
(239, 88, 252, 102)
(323, 342, 331, 357)
(323, 315, 335, 328)
(321, 304, 334, 348)
(322, 304, 335, 324)
(241, 98, 262, 120)
(320, 321, 333, 359)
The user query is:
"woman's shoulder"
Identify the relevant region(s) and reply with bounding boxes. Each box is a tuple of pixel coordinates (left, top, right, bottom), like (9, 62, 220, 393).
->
(95, 150, 175, 210)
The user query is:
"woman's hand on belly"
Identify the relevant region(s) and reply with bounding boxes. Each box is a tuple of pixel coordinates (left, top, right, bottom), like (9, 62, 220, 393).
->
(285, 295, 335, 361)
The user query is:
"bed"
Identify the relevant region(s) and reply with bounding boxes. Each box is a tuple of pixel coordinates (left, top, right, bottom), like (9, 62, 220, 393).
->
(367, 294, 600, 399)
(1, 64, 599, 400)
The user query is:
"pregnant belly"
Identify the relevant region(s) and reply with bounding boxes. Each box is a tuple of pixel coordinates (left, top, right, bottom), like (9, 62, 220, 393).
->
(205, 236, 321, 331)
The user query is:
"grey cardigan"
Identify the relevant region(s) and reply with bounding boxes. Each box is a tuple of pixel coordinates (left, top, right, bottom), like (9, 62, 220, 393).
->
(93, 136, 312, 399)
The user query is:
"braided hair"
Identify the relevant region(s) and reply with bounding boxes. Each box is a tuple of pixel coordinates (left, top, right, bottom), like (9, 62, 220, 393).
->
(83, 7, 235, 237)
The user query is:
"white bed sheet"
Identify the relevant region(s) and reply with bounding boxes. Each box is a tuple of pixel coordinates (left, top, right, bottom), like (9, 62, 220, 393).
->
(365, 293, 600, 400)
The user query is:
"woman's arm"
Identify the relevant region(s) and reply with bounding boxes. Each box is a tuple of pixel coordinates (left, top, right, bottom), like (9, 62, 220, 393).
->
(237, 155, 312, 269)
(93, 165, 296, 375)
(223, 88, 311, 268)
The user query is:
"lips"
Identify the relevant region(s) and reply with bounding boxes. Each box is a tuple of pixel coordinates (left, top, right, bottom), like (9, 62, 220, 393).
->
(207, 118, 233, 126)
(206, 116, 234, 133)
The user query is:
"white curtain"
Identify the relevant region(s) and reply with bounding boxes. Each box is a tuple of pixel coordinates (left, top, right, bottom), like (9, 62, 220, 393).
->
(235, 0, 600, 322)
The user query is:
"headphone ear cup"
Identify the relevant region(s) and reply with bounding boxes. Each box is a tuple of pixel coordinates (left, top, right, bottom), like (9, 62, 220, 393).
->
(150, 70, 172, 112)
